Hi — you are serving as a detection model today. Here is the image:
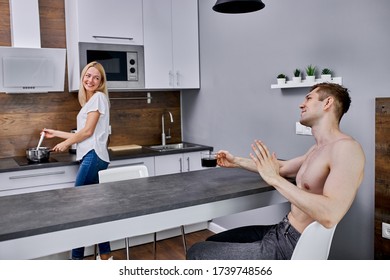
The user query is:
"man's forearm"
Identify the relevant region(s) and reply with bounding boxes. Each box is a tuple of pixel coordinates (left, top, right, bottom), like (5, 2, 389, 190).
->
(235, 157, 258, 172)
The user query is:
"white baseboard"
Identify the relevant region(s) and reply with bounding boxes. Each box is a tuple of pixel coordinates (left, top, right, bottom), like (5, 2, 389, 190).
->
(35, 222, 209, 260)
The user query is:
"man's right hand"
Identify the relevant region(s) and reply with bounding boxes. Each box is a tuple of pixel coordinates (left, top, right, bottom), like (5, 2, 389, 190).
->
(216, 150, 238, 168)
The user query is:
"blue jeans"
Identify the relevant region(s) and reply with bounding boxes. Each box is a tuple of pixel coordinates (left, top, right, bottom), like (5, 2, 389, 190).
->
(71, 150, 110, 260)
(186, 216, 301, 260)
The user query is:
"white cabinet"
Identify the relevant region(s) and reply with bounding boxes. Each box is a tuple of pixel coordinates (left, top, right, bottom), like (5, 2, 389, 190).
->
(143, 0, 200, 89)
(0, 165, 78, 197)
(64, 0, 143, 91)
(0, 156, 154, 197)
(154, 153, 182, 175)
(108, 156, 155, 176)
(184, 151, 204, 172)
(0, 151, 207, 196)
(65, 0, 143, 45)
(154, 151, 206, 176)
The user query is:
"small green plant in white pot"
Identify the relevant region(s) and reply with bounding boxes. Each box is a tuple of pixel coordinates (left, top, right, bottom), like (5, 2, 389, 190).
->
(305, 64, 316, 83)
(292, 69, 301, 83)
(277, 73, 286, 85)
(321, 68, 332, 82)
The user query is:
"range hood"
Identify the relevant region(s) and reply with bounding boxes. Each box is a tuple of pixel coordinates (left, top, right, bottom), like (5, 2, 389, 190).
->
(0, 47, 66, 94)
(0, 0, 66, 94)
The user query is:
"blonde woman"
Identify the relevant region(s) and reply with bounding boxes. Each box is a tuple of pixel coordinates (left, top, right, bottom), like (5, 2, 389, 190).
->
(44, 61, 112, 260)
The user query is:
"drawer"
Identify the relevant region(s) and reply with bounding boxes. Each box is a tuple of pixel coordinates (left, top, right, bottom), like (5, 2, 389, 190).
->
(0, 182, 74, 197)
(0, 165, 78, 193)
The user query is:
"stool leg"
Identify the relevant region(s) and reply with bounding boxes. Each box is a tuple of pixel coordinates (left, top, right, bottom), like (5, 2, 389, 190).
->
(181, 225, 187, 256)
(125, 238, 130, 260)
(94, 244, 98, 259)
(153, 232, 157, 259)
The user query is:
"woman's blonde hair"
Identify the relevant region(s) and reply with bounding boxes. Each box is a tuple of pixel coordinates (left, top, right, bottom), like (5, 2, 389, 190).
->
(78, 61, 109, 106)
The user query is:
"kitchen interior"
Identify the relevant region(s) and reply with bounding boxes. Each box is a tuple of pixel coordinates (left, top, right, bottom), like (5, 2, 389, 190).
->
(0, 0, 389, 260)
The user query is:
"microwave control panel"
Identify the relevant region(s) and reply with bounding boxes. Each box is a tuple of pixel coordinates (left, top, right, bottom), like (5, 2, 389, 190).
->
(127, 52, 139, 81)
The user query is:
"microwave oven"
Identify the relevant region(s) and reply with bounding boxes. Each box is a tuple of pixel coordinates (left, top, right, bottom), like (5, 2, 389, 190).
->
(79, 42, 145, 91)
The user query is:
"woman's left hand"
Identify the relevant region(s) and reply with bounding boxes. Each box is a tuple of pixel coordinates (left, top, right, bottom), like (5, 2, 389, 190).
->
(52, 141, 69, 152)
(250, 140, 280, 185)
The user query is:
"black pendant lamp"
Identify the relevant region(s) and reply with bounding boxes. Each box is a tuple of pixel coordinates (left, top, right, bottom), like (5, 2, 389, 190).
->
(213, 0, 265, 14)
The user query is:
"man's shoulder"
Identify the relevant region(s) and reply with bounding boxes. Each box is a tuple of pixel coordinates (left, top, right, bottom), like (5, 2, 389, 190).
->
(334, 136, 362, 149)
(332, 137, 365, 160)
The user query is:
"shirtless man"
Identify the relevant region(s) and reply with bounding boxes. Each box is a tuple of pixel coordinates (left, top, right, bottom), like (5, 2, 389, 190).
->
(186, 83, 365, 260)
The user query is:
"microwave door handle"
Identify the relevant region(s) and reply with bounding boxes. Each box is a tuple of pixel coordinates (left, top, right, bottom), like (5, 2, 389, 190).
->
(92, 35, 133, 41)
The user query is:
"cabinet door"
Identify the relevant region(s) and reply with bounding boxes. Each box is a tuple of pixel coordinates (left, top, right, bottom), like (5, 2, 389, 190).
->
(143, 0, 173, 89)
(143, 0, 199, 89)
(154, 150, 208, 176)
(171, 0, 200, 89)
(0, 165, 78, 197)
(183, 151, 204, 172)
(77, 0, 143, 45)
(154, 153, 183, 176)
(108, 157, 155, 176)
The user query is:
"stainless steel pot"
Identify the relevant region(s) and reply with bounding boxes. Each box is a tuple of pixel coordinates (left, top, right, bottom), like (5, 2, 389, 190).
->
(26, 147, 51, 162)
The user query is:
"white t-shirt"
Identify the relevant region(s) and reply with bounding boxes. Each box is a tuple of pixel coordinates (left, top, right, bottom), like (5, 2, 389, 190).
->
(76, 91, 110, 163)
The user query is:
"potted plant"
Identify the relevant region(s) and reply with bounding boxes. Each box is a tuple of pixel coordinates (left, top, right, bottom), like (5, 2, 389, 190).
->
(277, 73, 286, 85)
(292, 69, 301, 83)
(321, 68, 332, 82)
(305, 64, 316, 83)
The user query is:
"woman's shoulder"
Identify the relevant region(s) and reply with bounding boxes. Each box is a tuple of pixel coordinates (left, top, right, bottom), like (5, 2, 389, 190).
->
(90, 91, 109, 103)
(93, 91, 108, 98)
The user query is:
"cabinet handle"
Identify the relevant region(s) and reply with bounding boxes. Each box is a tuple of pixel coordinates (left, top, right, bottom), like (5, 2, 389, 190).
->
(92, 35, 133, 41)
(9, 170, 66, 180)
(169, 71, 174, 87)
(176, 71, 180, 86)
(179, 158, 183, 173)
(187, 157, 190, 172)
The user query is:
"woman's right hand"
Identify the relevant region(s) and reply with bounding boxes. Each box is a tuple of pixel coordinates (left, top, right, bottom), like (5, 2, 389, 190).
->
(42, 128, 56, 139)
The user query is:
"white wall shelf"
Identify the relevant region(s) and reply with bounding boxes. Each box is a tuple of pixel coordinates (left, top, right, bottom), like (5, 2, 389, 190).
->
(271, 77, 342, 89)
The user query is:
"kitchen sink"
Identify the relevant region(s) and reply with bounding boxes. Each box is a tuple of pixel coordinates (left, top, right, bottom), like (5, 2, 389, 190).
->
(144, 142, 202, 152)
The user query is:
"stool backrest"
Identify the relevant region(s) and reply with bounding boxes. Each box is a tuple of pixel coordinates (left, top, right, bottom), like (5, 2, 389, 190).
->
(98, 165, 149, 183)
(291, 221, 337, 260)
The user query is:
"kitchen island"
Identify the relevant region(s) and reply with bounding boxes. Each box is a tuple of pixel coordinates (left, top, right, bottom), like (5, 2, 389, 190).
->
(0, 167, 287, 259)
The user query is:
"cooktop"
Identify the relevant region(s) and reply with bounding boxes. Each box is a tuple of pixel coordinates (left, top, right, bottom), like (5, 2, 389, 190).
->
(13, 156, 57, 167)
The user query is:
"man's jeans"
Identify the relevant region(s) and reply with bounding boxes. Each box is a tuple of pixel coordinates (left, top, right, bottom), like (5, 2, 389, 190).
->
(186, 216, 300, 260)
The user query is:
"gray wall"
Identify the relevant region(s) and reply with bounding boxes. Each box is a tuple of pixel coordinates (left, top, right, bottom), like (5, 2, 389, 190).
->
(182, 0, 390, 259)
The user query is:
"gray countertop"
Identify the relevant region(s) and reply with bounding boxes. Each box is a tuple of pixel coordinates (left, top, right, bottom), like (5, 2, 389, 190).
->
(0, 142, 213, 173)
(0, 167, 272, 242)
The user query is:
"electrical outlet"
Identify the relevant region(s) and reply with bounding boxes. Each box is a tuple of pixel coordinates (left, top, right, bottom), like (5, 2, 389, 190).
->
(382, 222, 390, 240)
(295, 122, 312, 135)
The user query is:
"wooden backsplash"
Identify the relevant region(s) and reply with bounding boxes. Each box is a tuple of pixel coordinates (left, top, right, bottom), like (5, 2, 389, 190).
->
(0, 0, 181, 158)
(375, 98, 390, 259)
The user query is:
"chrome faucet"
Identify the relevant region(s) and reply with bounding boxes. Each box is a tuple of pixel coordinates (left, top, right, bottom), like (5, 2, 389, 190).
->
(161, 111, 173, 146)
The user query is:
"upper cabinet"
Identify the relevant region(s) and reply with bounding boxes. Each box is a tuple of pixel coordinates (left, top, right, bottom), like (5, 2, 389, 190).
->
(143, 0, 200, 89)
(64, 0, 143, 91)
(65, 0, 143, 45)
(65, 0, 200, 91)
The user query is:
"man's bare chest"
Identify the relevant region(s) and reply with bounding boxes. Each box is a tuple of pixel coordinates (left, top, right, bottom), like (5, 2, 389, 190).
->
(296, 149, 331, 193)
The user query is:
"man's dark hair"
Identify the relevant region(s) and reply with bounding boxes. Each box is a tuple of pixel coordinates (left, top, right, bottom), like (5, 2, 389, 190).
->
(310, 83, 351, 122)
